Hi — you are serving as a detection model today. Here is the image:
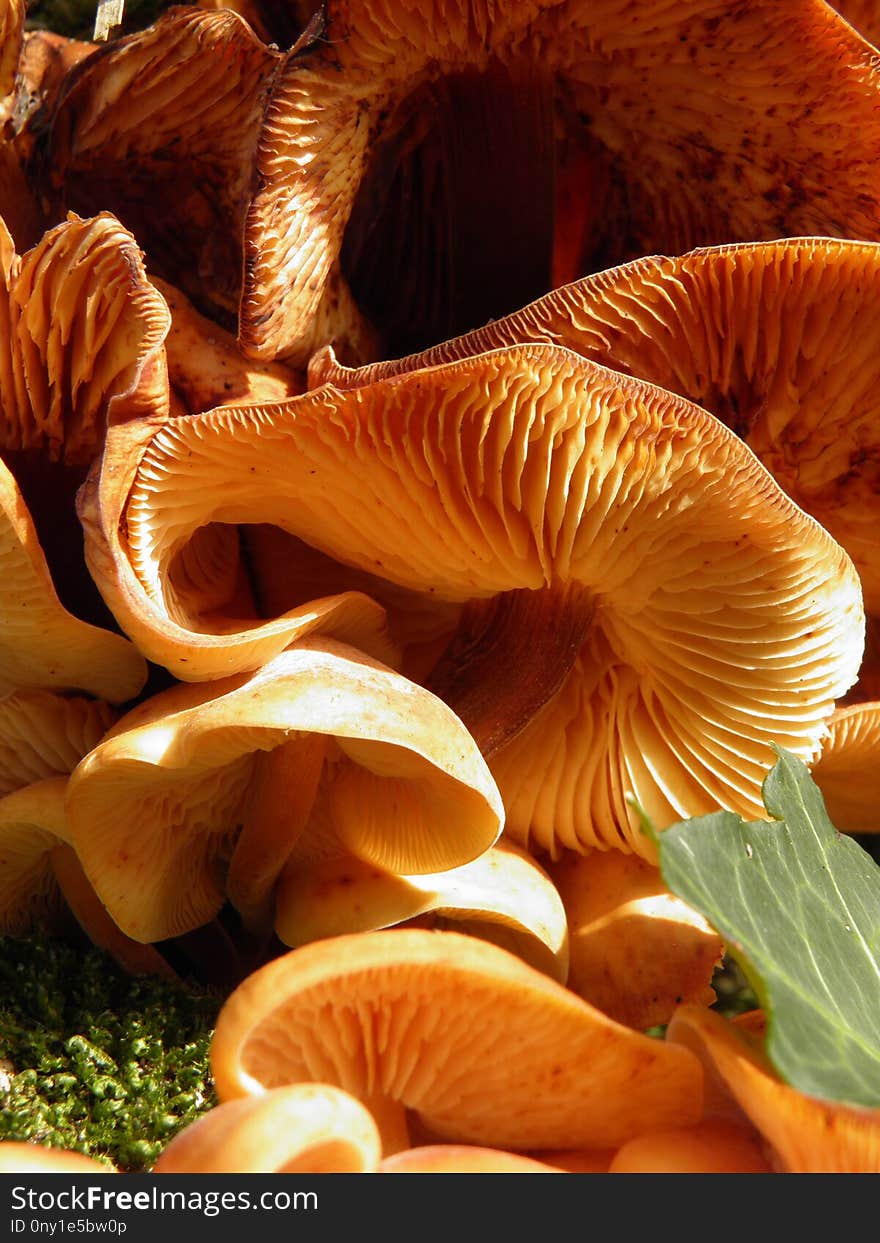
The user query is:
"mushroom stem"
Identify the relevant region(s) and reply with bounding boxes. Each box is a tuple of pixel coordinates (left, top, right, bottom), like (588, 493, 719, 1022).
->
(426, 584, 594, 756)
(359, 1093, 412, 1157)
(227, 734, 329, 930)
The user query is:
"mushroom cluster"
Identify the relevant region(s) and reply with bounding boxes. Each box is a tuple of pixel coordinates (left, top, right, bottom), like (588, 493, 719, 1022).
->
(1, 0, 880, 1174)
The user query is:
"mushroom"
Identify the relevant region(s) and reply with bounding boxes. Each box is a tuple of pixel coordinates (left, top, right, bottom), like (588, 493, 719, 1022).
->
(0, 0, 23, 103)
(547, 848, 723, 1028)
(0, 205, 179, 701)
(607, 1118, 772, 1173)
(153, 1084, 381, 1173)
(378, 1145, 563, 1173)
(85, 343, 864, 856)
(668, 1005, 880, 1172)
(237, 0, 880, 365)
(274, 837, 569, 981)
(40, 8, 282, 328)
(811, 701, 880, 834)
(0, 687, 114, 797)
(313, 236, 880, 618)
(65, 638, 503, 942)
(0, 1143, 113, 1172)
(0, 775, 176, 977)
(211, 928, 704, 1153)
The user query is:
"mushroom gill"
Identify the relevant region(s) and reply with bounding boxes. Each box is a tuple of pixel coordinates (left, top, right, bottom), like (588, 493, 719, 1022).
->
(315, 237, 880, 618)
(240, 0, 880, 365)
(38, 8, 282, 328)
(88, 344, 864, 856)
(211, 928, 704, 1153)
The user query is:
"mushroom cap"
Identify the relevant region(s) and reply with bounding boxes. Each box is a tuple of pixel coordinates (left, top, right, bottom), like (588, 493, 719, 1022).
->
(274, 837, 569, 981)
(0, 1143, 113, 1173)
(811, 701, 880, 833)
(314, 237, 880, 616)
(153, 1084, 382, 1173)
(211, 928, 704, 1151)
(43, 9, 281, 326)
(79, 383, 397, 681)
(607, 1118, 772, 1173)
(0, 453, 145, 700)
(668, 1005, 880, 1172)
(241, 0, 880, 364)
(105, 343, 864, 855)
(65, 639, 503, 942)
(547, 848, 722, 1028)
(378, 1144, 562, 1173)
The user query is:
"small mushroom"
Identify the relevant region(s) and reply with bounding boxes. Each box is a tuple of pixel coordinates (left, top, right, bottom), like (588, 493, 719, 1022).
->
(811, 701, 880, 834)
(153, 1084, 381, 1173)
(211, 928, 704, 1153)
(668, 1005, 880, 1172)
(547, 848, 723, 1028)
(65, 639, 503, 941)
(607, 1118, 772, 1173)
(274, 837, 569, 981)
(0, 775, 175, 976)
(90, 344, 864, 856)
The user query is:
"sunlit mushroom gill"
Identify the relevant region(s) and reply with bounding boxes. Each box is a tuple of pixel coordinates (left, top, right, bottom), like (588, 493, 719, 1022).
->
(122, 348, 861, 863)
(340, 57, 617, 357)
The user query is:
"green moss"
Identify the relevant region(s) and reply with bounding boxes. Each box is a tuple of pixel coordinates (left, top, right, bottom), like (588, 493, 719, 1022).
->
(0, 933, 220, 1172)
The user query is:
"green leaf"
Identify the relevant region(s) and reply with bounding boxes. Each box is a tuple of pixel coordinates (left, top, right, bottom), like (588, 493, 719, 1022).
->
(653, 746, 880, 1108)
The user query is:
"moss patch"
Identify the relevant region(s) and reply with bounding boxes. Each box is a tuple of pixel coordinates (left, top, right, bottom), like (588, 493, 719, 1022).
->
(0, 934, 220, 1171)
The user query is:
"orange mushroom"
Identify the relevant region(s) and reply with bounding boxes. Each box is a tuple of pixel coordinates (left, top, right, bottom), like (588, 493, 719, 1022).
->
(211, 928, 704, 1154)
(86, 343, 864, 857)
(547, 849, 722, 1028)
(608, 1118, 772, 1173)
(153, 1084, 381, 1173)
(314, 237, 880, 619)
(378, 1145, 562, 1173)
(811, 701, 880, 834)
(238, 0, 880, 365)
(668, 1005, 880, 1172)
(40, 9, 281, 327)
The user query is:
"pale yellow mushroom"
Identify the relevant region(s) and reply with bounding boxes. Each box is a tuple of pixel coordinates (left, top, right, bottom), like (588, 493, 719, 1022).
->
(274, 837, 569, 981)
(65, 638, 503, 942)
